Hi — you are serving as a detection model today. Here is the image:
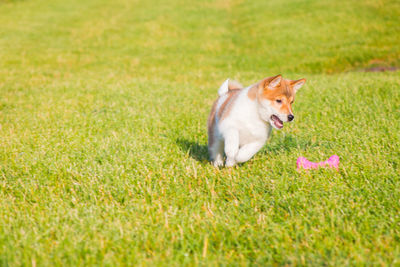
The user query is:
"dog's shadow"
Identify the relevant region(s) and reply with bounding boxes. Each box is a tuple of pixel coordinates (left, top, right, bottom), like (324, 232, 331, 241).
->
(176, 138, 209, 163)
(176, 134, 314, 163)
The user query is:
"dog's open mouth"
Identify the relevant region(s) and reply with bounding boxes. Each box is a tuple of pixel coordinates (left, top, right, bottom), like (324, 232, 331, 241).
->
(271, 115, 283, 129)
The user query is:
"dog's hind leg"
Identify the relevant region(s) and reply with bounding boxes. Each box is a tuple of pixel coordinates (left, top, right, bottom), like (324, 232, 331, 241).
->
(209, 136, 224, 167)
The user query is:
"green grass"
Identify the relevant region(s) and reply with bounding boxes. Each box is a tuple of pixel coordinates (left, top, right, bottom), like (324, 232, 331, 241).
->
(0, 0, 400, 265)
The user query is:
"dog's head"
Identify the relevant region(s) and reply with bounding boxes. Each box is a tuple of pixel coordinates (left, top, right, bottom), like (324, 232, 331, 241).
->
(257, 74, 305, 129)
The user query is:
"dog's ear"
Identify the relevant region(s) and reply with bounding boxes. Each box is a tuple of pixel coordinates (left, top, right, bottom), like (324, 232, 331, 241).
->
(262, 74, 282, 90)
(290, 78, 306, 92)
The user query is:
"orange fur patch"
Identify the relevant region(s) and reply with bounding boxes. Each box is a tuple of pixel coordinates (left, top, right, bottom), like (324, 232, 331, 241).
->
(218, 89, 241, 120)
(247, 84, 258, 100)
(260, 77, 296, 115)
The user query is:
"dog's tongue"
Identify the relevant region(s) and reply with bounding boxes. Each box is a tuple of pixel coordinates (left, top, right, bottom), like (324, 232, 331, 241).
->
(272, 115, 283, 129)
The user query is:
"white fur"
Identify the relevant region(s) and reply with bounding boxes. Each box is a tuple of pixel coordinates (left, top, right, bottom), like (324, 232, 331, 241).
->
(218, 79, 230, 96)
(209, 80, 292, 167)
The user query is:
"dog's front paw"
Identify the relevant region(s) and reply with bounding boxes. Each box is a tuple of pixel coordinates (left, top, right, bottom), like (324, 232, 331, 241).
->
(225, 157, 236, 167)
(212, 158, 224, 168)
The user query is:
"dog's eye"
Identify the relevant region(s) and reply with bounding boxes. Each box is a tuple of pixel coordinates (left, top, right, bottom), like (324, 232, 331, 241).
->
(276, 99, 282, 103)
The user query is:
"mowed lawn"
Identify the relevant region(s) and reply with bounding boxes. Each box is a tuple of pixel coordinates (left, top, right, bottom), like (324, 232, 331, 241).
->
(0, 0, 400, 265)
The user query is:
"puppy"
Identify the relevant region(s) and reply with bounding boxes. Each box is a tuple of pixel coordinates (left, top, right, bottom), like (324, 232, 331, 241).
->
(207, 75, 305, 167)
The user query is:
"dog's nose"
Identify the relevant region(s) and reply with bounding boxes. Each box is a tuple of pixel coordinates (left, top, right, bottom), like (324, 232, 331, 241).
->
(288, 114, 294, 121)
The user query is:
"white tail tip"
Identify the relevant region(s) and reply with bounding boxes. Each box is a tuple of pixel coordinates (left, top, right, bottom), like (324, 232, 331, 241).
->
(218, 79, 230, 96)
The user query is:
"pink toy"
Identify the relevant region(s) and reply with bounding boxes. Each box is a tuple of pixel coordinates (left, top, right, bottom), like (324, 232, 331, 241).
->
(296, 155, 339, 170)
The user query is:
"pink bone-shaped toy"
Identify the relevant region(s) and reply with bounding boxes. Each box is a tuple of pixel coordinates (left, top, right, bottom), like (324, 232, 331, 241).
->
(296, 155, 339, 170)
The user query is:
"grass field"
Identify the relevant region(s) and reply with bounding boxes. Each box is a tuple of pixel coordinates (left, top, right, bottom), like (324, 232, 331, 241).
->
(1, 0, 400, 265)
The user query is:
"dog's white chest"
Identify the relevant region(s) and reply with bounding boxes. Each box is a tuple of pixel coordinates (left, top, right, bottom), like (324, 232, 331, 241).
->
(238, 120, 270, 146)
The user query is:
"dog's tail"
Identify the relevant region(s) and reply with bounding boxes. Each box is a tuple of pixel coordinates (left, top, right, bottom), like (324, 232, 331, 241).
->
(218, 79, 243, 96)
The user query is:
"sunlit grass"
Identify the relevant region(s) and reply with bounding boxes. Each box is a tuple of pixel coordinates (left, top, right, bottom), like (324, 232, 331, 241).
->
(0, 0, 399, 265)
